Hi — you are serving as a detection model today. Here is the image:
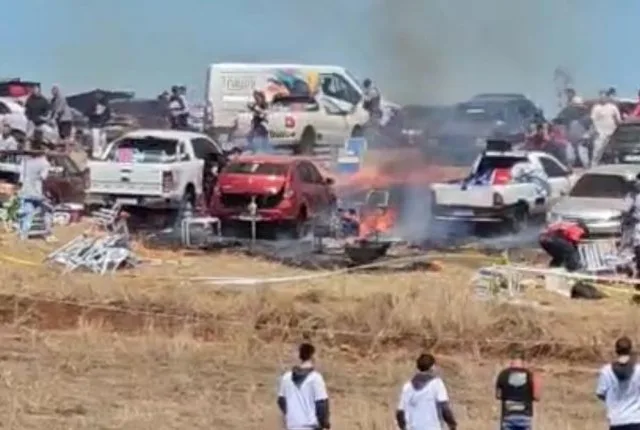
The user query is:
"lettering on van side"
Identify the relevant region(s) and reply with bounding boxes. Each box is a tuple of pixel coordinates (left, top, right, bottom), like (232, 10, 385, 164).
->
(221, 76, 256, 92)
(269, 130, 295, 138)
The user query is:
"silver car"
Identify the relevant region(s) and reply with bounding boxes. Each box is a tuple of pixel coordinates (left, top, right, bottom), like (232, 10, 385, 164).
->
(546, 164, 640, 236)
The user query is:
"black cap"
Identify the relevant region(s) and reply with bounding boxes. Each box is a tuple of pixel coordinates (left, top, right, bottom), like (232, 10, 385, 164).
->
(616, 336, 633, 356)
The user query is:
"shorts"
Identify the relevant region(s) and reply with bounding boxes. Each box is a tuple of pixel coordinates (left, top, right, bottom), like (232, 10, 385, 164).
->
(57, 121, 72, 139)
(611, 424, 640, 430)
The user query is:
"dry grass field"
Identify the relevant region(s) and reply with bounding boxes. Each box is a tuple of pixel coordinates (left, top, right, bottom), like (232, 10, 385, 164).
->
(0, 225, 634, 428)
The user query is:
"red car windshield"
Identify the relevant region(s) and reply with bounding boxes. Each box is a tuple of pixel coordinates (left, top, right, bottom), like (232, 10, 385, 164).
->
(224, 162, 289, 176)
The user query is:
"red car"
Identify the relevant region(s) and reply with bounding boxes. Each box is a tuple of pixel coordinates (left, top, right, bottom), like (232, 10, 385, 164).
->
(210, 155, 336, 236)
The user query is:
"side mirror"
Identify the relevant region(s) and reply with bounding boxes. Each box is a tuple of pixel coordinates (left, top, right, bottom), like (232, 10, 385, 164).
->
(325, 177, 335, 185)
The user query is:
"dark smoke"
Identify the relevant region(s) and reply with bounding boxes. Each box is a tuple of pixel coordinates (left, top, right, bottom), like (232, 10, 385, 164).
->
(365, 0, 594, 110)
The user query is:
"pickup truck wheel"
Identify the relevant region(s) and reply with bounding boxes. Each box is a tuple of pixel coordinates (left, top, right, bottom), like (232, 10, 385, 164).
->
(296, 128, 316, 155)
(508, 206, 529, 233)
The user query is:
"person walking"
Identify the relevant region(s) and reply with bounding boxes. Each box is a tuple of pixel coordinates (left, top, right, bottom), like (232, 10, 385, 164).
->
(168, 86, 189, 130)
(85, 91, 111, 159)
(18, 139, 54, 241)
(362, 78, 382, 126)
(597, 336, 640, 430)
(277, 342, 330, 430)
(495, 347, 541, 430)
(396, 353, 457, 430)
(590, 90, 621, 165)
(247, 90, 270, 153)
(24, 84, 50, 137)
(0, 120, 18, 152)
(49, 85, 74, 149)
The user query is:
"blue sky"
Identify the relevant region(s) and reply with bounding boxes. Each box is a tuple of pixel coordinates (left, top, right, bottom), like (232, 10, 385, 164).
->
(1, 0, 638, 114)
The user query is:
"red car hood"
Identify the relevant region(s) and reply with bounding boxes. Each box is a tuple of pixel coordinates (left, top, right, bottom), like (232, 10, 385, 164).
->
(218, 174, 287, 195)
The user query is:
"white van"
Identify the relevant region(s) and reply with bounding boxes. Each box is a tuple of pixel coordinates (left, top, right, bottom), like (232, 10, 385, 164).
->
(204, 63, 396, 137)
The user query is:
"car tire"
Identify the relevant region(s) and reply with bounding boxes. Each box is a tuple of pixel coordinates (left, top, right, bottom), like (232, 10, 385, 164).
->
(508, 205, 529, 233)
(296, 127, 316, 155)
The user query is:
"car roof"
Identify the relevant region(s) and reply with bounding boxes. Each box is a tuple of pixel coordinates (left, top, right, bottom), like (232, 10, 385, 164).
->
(586, 163, 640, 176)
(119, 128, 210, 140)
(0, 97, 24, 110)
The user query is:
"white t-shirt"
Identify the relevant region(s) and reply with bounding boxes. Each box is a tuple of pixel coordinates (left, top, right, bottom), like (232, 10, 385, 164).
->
(590, 102, 621, 137)
(597, 363, 640, 426)
(397, 377, 449, 430)
(278, 369, 328, 430)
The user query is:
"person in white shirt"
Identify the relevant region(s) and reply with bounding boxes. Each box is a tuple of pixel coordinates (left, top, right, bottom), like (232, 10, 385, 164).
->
(590, 91, 621, 165)
(396, 353, 457, 430)
(597, 336, 640, 430)
(277, 343, 330, 430)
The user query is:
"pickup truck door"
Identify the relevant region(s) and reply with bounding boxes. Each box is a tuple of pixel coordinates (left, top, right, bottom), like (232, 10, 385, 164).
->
(317, 98, 351, 147)
(537, 155, 573, 202)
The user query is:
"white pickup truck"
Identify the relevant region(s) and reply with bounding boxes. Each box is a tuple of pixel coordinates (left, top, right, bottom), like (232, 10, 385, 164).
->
(430, 145, 577, 232)
(233, 95, 369, 155)
(86, 129, 225, 211)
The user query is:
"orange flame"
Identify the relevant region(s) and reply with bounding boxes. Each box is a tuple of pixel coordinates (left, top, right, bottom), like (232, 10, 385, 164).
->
(359, 207, 397, 238)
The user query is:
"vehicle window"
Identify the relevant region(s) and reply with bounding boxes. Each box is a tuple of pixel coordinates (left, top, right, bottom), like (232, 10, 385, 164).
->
(303, 162, 324, 183)
(454, 102, 505, 122)
(539, 157, 568, 177)
(569, 174, 630, 198)
(191, 137, 221, 160)
(0, 102, 10, 115)
(320, 73, 361, 105)
(475, 156, 528, 175)
(105, 137, 178, 163)
(224, 162, 288, 176)
(365, 189, 390, 207)
(609, 125, 640, 146)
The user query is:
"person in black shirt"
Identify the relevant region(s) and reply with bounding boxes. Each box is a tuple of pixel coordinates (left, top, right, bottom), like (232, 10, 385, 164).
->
(247, 90, 269, 153)
(495, 347, 540, 430)
(85, 91, 111, 158)
(25, 85, 50, 132)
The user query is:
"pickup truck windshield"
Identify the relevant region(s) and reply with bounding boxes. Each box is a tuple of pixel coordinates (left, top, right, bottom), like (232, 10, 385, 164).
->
(106, 137, 178, 163)
(224, 162, 288, 176)
(569, 174, 629, 198)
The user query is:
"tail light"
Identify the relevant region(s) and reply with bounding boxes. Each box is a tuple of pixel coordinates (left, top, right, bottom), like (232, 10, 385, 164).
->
(493, 192, 504, 207)
(162, 171, 175, 193)
(492, 168, 512, 185)
(284, 116, 296, 129)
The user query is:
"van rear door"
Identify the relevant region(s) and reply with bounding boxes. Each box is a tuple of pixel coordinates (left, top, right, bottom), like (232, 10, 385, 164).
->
(208, 66, 260, 131)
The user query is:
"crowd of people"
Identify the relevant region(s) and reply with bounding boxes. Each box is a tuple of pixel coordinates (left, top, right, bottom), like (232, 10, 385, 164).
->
(277, 339, 640, 430)
(523, 86, 637, 168)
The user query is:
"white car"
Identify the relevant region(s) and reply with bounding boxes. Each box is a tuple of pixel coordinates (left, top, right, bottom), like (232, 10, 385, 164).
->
(86, 129, 225, 211)
(233, 95, 369, 155)
(0, 97, 58, 142)
(430, 142, 577, 232)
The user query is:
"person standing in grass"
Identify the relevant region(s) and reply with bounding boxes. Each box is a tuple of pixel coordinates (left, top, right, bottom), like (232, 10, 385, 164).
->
(495, 347, 541, 430)
(597, 336, 640, 430)
(396, 353, 457, 430)
(277, 342, 330, 430)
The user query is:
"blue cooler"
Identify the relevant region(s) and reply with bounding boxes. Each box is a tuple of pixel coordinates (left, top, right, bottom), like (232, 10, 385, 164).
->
(336, 150, 361, 175)
(344, 137, 367, 157)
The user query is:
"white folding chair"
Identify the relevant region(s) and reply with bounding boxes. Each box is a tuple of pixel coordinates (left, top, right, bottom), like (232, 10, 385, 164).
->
(577, 239, 633, 276)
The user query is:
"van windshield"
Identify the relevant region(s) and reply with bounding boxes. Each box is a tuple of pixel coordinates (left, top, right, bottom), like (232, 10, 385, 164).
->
(344, 69, 363, 92)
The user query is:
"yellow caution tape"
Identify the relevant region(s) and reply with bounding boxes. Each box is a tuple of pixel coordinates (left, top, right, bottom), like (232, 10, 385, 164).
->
(0, 254, 40, 267)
